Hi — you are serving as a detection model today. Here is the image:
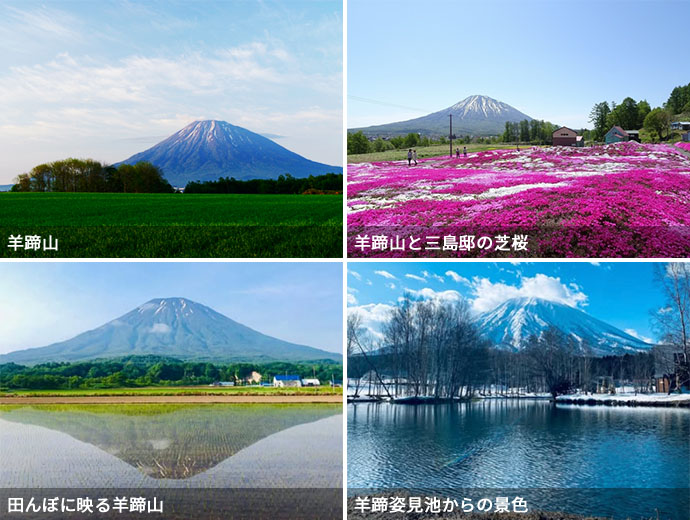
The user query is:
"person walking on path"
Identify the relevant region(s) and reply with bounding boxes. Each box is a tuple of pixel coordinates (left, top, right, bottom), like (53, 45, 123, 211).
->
(463, 146, 467, 157)
(412, 149, 418, 165)
(455, 147, 460, 158)
(407, 149, 412, 166)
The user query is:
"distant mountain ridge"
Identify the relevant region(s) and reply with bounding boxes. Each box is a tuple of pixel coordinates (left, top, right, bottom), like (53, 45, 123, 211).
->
(117, 120, 342, 187)
(0, 297, 340, 365)
(475, 297, 652, 356)
(351, 95, 533, 137)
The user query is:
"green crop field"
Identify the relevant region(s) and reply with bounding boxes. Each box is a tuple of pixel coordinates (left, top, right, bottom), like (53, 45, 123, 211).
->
(0, 193, 342, 257)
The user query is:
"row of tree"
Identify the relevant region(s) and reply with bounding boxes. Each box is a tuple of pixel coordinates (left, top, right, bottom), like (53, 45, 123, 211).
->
(588, 83, 690, 142)
(665, 83, 690, 115)
(347, 131, 494, 155)
(12, 159, 174, 193)
(501, 119, 560, 144)
(0, 355, 343, 390)
(184, 173, 342, 194)
(588, 97, 652, 141)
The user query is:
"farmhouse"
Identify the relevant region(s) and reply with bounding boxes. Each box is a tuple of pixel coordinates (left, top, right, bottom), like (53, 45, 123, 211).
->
(552, 126, 581, 146)
(273, 375, 302, 388)
(605, 126, 640, 144)
(244, 371, 262, 384)
(670, 121, 690, 131)
(302, 378, 321, 386)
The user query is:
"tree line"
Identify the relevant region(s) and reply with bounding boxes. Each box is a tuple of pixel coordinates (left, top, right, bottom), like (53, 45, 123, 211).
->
(12, 159, 173, 193)
(347, 130, 495, 155)
(588, 82, 690, 142)
(501, 119, 560, 144)
(0, 355, 343, 390)
(184, 173, 343, 194)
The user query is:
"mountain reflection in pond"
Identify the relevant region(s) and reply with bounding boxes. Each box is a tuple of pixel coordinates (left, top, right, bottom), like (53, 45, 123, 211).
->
(0, 404, 342, 488)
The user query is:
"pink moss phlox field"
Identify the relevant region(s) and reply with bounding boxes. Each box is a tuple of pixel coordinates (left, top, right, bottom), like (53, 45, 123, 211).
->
(676, 142, 690, 153)
(348, 142, 690, 257)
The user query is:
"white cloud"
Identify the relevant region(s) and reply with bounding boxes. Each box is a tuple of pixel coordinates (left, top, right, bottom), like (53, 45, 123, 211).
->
(347, 303, 394, 341)
(624, 328, 653, 344)
(374, 270, 396, 280)
(404, 273, 426, 282)
(404, 287, 462, 304)
(347, 293, 358, 305)
(2, 5, 82, 43)
(445, 270, 470, 284)
(0, 39, 343, 180)
(469, 273, 588, 313)
(149, 323, 171, 334)
(386, 283, 397, 290)
(422, 270, 445, 283)
(348, 269, 362, 281)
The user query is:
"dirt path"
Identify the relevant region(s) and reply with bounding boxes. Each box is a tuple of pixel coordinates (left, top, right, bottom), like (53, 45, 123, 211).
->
(673, 144, 690, 159)
(0, 395, 343, 404)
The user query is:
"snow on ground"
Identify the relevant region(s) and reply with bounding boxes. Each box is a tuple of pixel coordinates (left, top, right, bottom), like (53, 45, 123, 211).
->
(557, 392, 690, 404)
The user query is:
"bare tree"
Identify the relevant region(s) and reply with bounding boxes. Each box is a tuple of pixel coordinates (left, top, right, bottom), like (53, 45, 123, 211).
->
(347, 311, 392, 399)
(524, 327, 575, 398)
(652, 263, 690, 392)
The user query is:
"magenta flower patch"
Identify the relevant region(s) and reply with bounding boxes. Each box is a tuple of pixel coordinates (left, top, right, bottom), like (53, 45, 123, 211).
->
(347, 142, 690, 257)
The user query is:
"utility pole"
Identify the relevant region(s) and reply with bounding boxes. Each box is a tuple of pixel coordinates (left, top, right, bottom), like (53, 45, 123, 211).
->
(449, 114, 453, 157)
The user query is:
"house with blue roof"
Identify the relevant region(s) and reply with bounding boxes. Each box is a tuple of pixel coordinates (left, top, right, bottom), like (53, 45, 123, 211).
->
(273, 375, 302, 388)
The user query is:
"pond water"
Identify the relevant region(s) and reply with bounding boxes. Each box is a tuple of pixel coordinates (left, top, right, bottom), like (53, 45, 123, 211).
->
(348, 399, 690, 519)
(0, 403, 342, 488)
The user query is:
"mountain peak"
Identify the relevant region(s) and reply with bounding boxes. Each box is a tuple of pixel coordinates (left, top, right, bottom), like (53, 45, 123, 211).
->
(118, 119, 341, 186)
(351, 95, 532, 137)
(0, 298, 340, 365)
(476, 297, 652, 356)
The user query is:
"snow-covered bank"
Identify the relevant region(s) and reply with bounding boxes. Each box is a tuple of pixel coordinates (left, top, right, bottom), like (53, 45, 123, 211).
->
(556, 392, 690, 408)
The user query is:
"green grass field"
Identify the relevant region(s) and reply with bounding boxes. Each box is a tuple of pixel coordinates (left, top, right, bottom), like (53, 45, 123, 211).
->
(1, 385, 343, 397)
(0, 192, 342, 257)
(348, 143, 539, 163)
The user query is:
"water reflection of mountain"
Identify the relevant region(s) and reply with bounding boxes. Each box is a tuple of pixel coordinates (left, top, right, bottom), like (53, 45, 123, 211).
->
(0, 404, 340, 479)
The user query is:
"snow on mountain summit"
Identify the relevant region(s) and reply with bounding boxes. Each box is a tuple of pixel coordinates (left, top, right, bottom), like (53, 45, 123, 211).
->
(475, 297, 652, 356)
(350, 95, 533, 137)
(448, 95, 515, 119)
(118, 120, 341, 187)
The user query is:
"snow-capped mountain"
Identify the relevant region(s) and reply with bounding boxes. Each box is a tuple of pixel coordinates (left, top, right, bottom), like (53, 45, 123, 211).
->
(475, 297, 652, 356)
(117, 120, 341, 186)
(0, 297, 340, 365)
(350, 95, 532, 137)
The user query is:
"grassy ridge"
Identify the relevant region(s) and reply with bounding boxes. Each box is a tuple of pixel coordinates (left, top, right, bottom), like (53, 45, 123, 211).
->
(1, 385, 343, 397)
(0, 192, 342, 257)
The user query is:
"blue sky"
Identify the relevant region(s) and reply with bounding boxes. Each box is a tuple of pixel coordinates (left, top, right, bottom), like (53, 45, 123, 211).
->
(348, 0, 688, 130)
(347, 262, 669, 344)
(0, 0, 342, 184)
(0, 262, 343, 355)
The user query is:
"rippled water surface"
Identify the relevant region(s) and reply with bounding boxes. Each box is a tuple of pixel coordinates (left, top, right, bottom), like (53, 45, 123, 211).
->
(348, 399, 690, 518)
